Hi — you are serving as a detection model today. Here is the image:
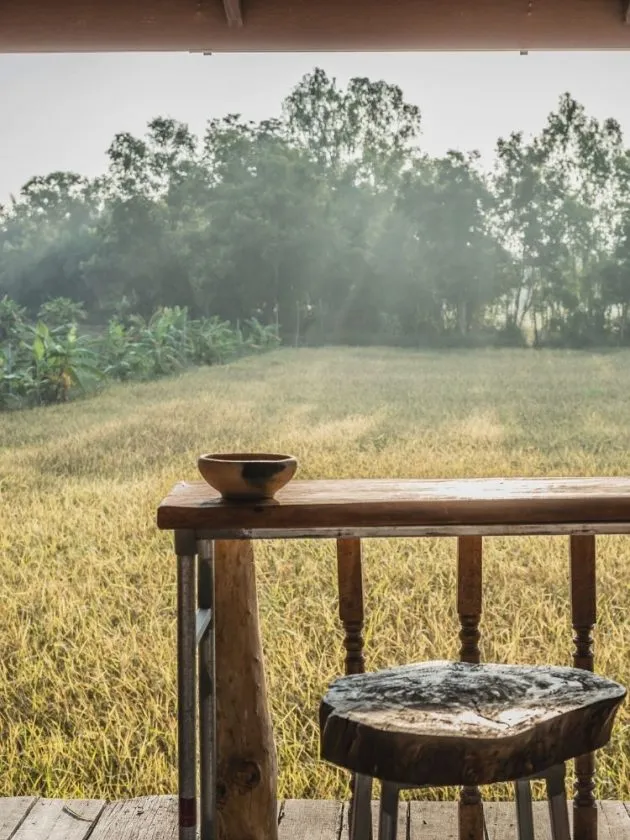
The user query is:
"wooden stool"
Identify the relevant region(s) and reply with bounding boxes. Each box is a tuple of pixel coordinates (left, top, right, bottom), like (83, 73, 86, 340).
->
(320, 661, 626, 840)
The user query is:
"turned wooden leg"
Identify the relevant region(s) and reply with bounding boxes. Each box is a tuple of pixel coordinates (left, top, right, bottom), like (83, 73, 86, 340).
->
(570, 535, 597, 840)
(458, 536, 484, 840)
(215, 539, 277, 840)
(337, 538, 366, 675)
(337, 538, 367, 838)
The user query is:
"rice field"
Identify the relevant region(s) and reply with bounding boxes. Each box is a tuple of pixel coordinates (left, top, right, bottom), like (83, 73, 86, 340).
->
(0, 347, 628, 801)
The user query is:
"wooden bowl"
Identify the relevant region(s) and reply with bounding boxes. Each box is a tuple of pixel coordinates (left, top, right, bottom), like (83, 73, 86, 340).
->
(198, 453, 298, 501)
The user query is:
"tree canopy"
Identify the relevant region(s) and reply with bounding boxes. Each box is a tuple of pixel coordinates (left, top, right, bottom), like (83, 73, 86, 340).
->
(2, 70, 630, 348)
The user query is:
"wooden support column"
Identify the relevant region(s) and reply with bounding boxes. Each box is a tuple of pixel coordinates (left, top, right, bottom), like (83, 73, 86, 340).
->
(336, 538, 366, 675)
(336, 538, 367, 836)
(570, 535, 598, 840)
(214, 539, 277, 840)
(457, 536, 484, 840)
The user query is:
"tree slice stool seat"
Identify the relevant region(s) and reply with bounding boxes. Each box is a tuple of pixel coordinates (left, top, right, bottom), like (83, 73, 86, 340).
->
(320, 661, 626, 840)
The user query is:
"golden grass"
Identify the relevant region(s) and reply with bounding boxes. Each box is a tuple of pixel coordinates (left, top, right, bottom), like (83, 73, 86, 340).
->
(0, 347, 628, 802)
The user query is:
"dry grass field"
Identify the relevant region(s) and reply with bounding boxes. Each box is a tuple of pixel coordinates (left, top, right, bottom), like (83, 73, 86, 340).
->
(0, 347, 629, 802)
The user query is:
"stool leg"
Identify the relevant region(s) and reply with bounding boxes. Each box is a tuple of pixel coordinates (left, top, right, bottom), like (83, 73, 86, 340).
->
(351, 774, 373, 840)
(546, 764, 571, 840)
(378, 783, 399, 840)
(515, 780, 535, 840)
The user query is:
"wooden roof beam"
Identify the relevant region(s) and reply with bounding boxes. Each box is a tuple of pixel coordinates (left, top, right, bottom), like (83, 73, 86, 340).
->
(2, 0, 630, 52)
(223, 0, 243, 27)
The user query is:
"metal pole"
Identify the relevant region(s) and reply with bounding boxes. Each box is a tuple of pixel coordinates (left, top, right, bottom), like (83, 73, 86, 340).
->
(197, 538, 217, 840)
(176, 530, 197, 840)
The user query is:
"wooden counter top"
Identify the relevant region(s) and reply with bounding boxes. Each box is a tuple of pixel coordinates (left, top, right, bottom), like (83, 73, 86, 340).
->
(157, 477, 630, 538)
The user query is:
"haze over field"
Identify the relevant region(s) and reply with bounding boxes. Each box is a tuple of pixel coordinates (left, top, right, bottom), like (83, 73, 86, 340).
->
(2, 60, 630, 411)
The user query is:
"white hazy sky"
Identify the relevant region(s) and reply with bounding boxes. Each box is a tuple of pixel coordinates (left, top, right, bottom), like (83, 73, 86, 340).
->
(1, 51, 629, 202)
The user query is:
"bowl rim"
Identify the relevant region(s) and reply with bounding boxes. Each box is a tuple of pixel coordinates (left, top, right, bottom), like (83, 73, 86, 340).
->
(198, 452, 297, 464)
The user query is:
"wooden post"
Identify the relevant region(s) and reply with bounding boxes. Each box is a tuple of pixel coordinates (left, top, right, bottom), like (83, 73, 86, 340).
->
(337, 538, 367, 836)
(570, 535, 597, 840)
(457, 536, 484, 840)
(336, 538, 366, 676)
(214, 539, 277, 840)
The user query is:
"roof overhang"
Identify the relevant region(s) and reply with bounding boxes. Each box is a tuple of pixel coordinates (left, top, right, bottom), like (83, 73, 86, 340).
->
(1, 0, 630, 53)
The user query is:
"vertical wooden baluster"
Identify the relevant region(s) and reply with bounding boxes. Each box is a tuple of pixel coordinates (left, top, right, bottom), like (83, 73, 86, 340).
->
(337, 538, 366, 675)
(570, 535, 597, 840)
(337, 538, 366, 838)
(458, 536, 484, 840)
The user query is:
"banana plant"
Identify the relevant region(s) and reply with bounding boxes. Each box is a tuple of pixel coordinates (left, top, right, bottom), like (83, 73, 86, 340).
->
(26, 322, 104, 404)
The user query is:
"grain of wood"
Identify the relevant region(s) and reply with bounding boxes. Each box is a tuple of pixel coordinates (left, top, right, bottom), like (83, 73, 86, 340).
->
(214, 539, 278, 840)
(457, 536, 483, 621)
(3, 0, 630, 52)
(0, 798, 36, 840)
(484, 801, 518, 840)
(320, 662, 626, 787)
(409, 801, 458, 839)
(158, 477, 630, 534)
(11, 799, 104, 840)
(336, 538, 365, 675)
(371, 798, 407, 838)
(279, 800, 343, 840)
(88, 796, 177, 840)
(599, 800, 630, 838)
(533, 801, 556, 840)
(339, 797, 407, 838)
(0, 799, 628, 839)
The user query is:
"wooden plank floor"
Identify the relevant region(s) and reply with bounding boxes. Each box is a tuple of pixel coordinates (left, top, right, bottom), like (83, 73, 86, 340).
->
(1, 797, 629, 839)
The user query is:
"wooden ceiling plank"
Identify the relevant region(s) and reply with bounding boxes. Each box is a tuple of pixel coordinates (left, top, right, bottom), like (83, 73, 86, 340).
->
(1, 0, 630, 53)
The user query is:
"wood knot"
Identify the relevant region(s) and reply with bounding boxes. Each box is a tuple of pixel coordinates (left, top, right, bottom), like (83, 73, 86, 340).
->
(216, 780, 228, 807)
(223, 758, 262, 795)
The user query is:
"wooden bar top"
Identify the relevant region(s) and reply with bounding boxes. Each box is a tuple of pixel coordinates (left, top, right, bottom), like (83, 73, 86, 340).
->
(157, 477, 630, 538)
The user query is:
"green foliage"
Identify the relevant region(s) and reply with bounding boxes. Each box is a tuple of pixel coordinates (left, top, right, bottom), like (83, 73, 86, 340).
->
(1, 319, 103, 408)
(0, 297, 279, 410)
(1, 72, 630, 349)
(0, 295, 26, 342)
(38, 297, 87, 328)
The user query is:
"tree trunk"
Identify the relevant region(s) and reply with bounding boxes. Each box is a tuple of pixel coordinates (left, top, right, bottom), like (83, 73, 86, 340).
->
(458, 300, 468, 336)
(215, 539, 278, 840)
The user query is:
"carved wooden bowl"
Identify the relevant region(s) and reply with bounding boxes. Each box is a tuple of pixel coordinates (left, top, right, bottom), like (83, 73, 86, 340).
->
(197, 453, 298, 501)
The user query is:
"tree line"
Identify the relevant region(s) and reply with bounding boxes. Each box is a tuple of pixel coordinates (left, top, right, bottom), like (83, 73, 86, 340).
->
(1, 68, 630, 349)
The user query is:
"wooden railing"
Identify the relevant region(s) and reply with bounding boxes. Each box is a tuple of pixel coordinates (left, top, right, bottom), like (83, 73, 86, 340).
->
(335, 531, 601, 840)
(158, 476, 630, 840)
